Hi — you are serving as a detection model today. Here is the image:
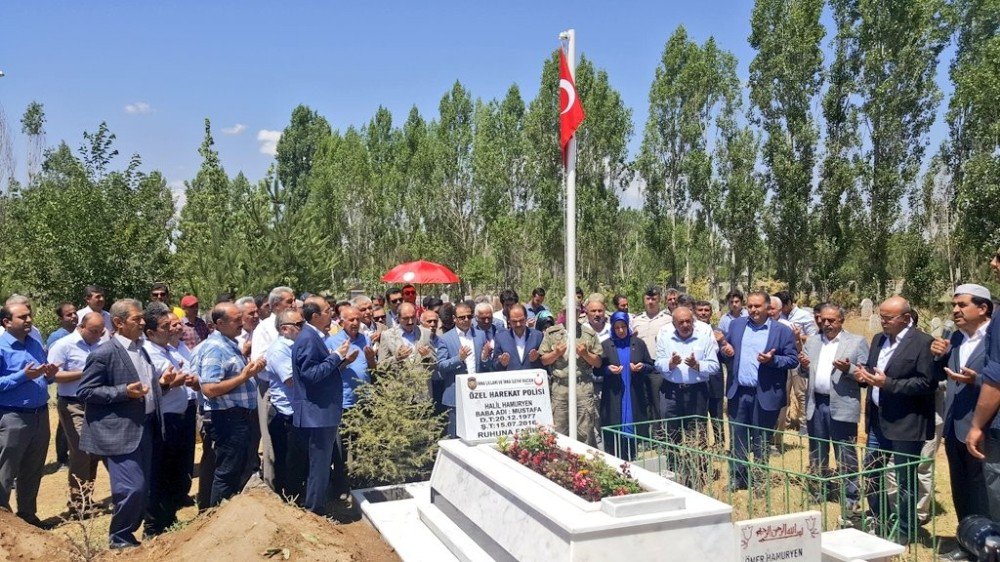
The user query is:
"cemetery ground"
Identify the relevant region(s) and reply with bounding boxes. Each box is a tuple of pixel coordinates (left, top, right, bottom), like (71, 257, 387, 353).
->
(0, 313, 959, 561)
(3, 403, 400, 561)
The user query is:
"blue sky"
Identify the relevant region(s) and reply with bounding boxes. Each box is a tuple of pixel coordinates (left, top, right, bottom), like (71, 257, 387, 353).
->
(1, 1, 952, 203)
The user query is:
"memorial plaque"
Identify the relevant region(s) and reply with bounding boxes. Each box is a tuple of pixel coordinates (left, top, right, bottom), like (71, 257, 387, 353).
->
(860, 298, 873, 319)
(735, 511, 822, 562)
(456, 369, 553, 442)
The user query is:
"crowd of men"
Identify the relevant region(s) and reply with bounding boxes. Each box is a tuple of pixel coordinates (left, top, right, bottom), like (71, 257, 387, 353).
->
(0, 248, 998, 557)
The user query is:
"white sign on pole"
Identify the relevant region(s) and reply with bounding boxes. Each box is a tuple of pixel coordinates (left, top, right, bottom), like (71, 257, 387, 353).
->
(734, 511, 822, 562)
(455, 369, 553, 443)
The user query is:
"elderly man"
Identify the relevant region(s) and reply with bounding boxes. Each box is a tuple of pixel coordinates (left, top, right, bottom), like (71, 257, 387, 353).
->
(722, 291, 799, 490)
(141, 304, 198, 536)
(261, 309, 308, 502)
(540, 310, 603, 444)
(292, 297, 352, 515)
(437, 303, 490, 436)
(179, 295, 210, 349)
(931, 285, 993, 561)
(79, 299, 168, 548)
(49, 312, 106, 512)
(798, 303, 869, 507)
(326, 305, 375, 500)
(0, 303, 58, 528)
(968, 247, 1000, 523)
(197, 302, 267, 507)
(235, 296, 259, 357)
(475, 302, 498, 343)
(491, 304, 543, 372)
(379, 302, 434, 365)
(776, 291, 816, 435)
(855, 296, 937, 545)
(655, 307, 720, 448)
(584, 294, 611, 343)
(248, 286, 294, 490)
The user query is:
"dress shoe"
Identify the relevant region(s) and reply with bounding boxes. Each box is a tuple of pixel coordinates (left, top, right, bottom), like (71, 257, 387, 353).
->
(109, 541, 140, 551)
(17, 514, 53, 530)
(937, 547, 971, 561)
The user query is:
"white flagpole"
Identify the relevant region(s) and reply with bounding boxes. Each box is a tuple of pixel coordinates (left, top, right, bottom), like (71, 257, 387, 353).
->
(559, 28, 578, 442)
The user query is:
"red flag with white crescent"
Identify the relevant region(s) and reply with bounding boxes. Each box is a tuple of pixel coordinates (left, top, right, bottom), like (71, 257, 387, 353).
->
(559, 48, 585, 166)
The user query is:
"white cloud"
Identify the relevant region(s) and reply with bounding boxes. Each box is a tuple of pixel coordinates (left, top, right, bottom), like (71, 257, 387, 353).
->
(222, 123, 247, 135)
(168, 179, 187, 210)
(124, 101, 152, 115)
(257, 129, 282, 156)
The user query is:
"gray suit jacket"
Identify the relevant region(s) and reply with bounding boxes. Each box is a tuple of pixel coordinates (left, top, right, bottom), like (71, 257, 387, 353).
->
(377, 326, 433, 365)
(78, 337, 163, 457)
(802, 330, 869, 423)
(941, 330, 987, 443)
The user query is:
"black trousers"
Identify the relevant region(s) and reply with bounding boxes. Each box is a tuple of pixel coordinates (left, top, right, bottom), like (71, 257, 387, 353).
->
(146, 400, 197, 535)
(267, 410, 308, 502)
(944, 435, 989, 521)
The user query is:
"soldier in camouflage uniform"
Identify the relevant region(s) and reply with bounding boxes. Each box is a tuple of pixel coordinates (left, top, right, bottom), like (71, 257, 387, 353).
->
(540, 318, 604, 445)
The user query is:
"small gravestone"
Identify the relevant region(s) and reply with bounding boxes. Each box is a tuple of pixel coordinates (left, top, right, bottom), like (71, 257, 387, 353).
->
(867, 314, 881, 335)
(455, 369, 553, 443)
(860, 298, 874, 319)
(735, 511, 822, 562)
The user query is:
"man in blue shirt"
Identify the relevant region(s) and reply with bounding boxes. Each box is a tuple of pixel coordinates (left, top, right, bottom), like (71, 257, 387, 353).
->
(263, 309, 308, 502)
(0, 303, 58, 527)
(967, 246, 1000, 520)
(722, 291, 799, 490)
(198, 302, 267, 507)
(325, 305, 374, 500)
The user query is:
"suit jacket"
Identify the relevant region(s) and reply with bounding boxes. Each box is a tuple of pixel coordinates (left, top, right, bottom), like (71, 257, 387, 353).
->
(940, 329, 988, 443)
(801, 330, 870, 423)
(723, 317, 799, 411)
(78, 337, 163, 457)
(863, 328, 938, 442)
(377, 325, 433, 364)
(491, 328, 543, 371)
(436, 326, 489, 407)
(600, 337, 656, 433)
(291, 325, 344, 429)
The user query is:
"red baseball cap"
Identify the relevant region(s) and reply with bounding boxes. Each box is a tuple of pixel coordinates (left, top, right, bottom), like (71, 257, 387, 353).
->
(180, 295, 199, 308)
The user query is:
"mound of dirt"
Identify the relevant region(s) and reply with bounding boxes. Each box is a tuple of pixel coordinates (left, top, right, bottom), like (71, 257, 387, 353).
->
(118, 489, 399, 562)
(0, 510, 73, 560)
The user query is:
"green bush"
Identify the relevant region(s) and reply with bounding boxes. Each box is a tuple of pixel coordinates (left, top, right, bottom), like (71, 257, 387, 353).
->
(340, 361, 446, 488)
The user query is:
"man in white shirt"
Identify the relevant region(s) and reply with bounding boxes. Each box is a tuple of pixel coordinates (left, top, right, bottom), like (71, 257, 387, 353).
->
(249, 286, 294, 491)
(235, 296, 259, 357)
(76, 285, 114, 336)
(798, 304, 869, 507)
(654, 307, 720, 450)
(49, 312, 106, 512)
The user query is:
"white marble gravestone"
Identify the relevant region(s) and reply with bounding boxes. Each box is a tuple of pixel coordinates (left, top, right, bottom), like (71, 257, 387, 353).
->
(418, 436, 733, 562)
(867, 314, 882, 335)
(735, 511, 822, 562)
(455, 369, 553, 443)
(860, 298, 874, 319)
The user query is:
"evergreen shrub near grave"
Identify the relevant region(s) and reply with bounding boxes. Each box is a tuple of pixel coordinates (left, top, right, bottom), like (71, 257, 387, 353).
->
(496, 426, 642, 502)
(340, 360, 446, 488)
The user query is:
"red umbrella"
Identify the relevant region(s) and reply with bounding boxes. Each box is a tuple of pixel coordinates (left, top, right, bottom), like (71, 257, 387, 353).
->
(381, 260, 460, 284)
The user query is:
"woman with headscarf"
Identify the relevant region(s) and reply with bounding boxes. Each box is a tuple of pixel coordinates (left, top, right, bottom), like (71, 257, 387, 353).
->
(600, 311, 655, 460)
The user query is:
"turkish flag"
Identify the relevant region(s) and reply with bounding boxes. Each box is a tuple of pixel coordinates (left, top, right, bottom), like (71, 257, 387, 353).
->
(559, 48, 585, 166)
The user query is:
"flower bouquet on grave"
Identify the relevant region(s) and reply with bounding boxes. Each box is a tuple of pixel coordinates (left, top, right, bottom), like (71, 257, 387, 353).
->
(496, 426, 642, 502)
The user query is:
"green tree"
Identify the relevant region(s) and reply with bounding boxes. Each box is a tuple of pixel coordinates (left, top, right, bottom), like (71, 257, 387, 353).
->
(20, 102, 45, 184)
(274, 105, 332, 213)
(748, 0, 825, 293)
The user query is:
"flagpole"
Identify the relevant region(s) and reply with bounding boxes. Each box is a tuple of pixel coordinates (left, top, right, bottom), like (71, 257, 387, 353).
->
(559, 28, 578, 442)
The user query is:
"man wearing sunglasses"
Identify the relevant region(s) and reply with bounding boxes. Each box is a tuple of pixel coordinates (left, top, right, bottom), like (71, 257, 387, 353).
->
(261, 309, 308, 503)
(436, 302, 489, 437)
(384, 288, 404, 328)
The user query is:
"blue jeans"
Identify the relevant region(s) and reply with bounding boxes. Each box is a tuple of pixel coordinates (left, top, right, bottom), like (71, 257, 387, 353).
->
(864, 422, 923, 541)
(206, 407, 260, 507)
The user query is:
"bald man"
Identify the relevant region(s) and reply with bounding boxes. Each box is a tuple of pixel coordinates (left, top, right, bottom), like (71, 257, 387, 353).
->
(855, 296, 938, 546)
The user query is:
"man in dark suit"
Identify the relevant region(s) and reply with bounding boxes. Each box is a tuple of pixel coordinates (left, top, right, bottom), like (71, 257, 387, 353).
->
(721, 291, 799, 490)
(436, 302, 489, 437)
(856, 296, 938, 546)
(490, 304, 543, 371)
(932, 285, 992, 562)
(79, 299, 171, 549)
(967, 246, 1000, 522)
(291, 296, 351, 515)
